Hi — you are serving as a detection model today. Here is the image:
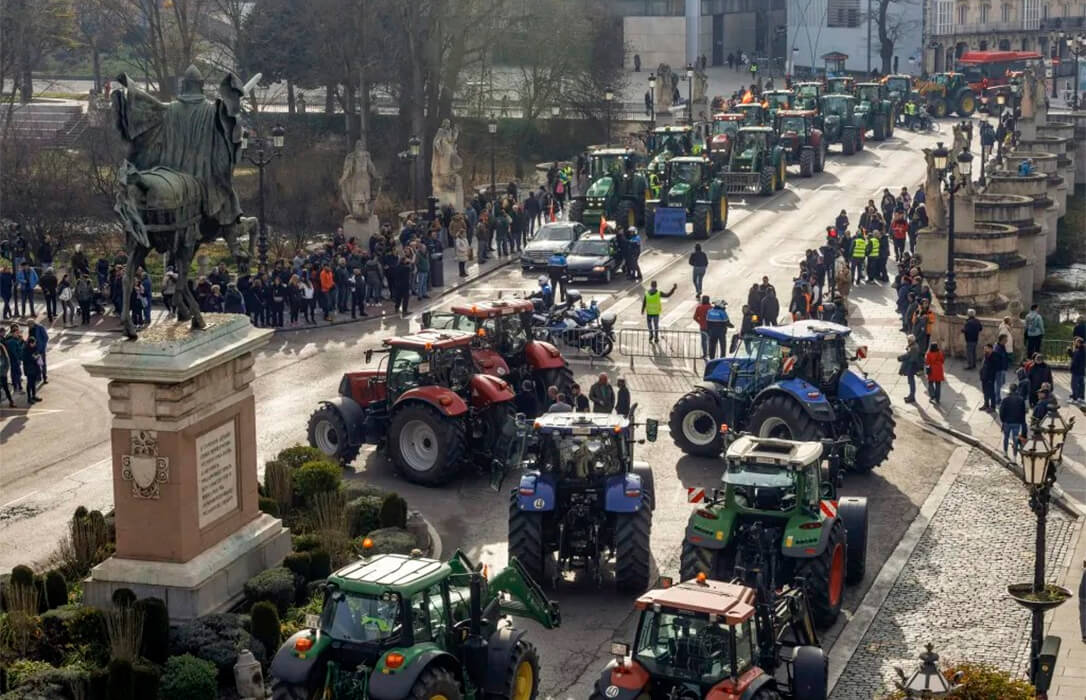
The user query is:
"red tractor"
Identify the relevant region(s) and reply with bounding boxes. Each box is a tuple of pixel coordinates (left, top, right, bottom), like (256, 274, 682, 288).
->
(307, 329, 525, 486)
(422, 299, 574, 404)
(774, 109, 826, 177)
(708, 112, 745, 171)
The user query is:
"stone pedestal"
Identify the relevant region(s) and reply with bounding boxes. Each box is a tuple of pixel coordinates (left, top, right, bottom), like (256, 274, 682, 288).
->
(343, 214, 379, 241)
(83, 315, 290, 621)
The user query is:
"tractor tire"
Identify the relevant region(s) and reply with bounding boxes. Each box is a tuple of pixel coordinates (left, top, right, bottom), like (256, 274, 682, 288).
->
(930, 97, 948, 118)
(536, 366, 575, 406)
(692, 203, 712, 239)
(775, 159, 786, 190)
(751, 688, 783, 700)
(748, 394, 829, 442)
(838, 497, 869, 585)
(307, 405, 361, 465)
(758, 165, 776, 195)
(613, 504, 652, 593)
(956, 89, 977, 117)
(488, 639, 540, 700)
(842, 129, 856, 156)
(792, 646, 829, 700)
(679, 540, 732, 582)
(856, 129, 865, 151)
(568, 199, 586, 224)
(508, 492, 547, 585)
(796, 520, 847, 627)
(669, 388, 725, 457)
(409, 666, 463, 700)
(815, 141, 826, 172)
(873, 117, 886, 141)
(633, 466, 655, 510)
(887, 113, 895, 138)
(388, 403, 467, 486)
(712, 195, 729, 231)
(270, 680, 319, 700)
(852, 397, 896, 472)
(615, 199, 637, 233)
(799, 148, 815, 177)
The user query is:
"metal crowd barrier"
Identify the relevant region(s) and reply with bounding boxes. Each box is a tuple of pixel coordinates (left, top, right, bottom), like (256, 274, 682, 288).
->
(617, 328, 710, 374)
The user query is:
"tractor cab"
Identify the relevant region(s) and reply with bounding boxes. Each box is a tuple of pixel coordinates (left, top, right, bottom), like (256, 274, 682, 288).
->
(793, 82, 824, 111)
(763, 89, 794, 119)
(588, 148, 636, 181)
(424, 299, 536, 377)
(825, 76, 855, 95)
(728, 127, 776, 169)
(572, 148, 649, 230)
(882, 74, 912, 103)
(775, 110, 815, 141)
(710, 113, 745, 163)
(819, 94, 855, 118)
(734, 102, 767, 126)
(530, 412, 656, 481)
(855, 82, 887, 107)
(367, 331, 479, 403)
(651, 125, 696, 157)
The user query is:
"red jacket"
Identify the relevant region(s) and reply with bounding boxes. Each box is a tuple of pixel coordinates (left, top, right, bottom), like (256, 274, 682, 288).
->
(891, 219, 908, 240)
(319, 268, 335, 293)
(925, 350, 945, 382)
(693, 303, 710, 330)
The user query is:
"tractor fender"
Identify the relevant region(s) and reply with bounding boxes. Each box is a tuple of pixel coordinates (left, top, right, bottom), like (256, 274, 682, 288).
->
(524, 340, 566, 370)
(368, 647, 462, 700)
(268, 631, 325, 685)
(394, 387, 469, 417)
(604, 472, 649, 513)
(595, 659, 650, 699)
(315, 397, 367, 447)
(838, 369, 886, 404)
(483, 627, 528, 694)
(810, 129, 824, 146)
(469, 374, 515, 409)
(791, 646, 829, 699)
(471, 347, 511, 377)
(729, 670, 776, 699)
(515, 472, 556, 512)
(684, 507, 737, 550)
(783, 511, 840, 559)
(757, 379, 837, 423)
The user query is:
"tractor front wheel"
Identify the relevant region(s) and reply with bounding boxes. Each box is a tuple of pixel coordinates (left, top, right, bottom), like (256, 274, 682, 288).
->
(838, 497, 869, 585)
(796, 520, 847, 627)
(536, 366, 575, 407)
(307, 405, 360, 465)
(758, 165, 776, 195)
(815, 141, 826, 172)
(508, 493, 547, 585)
(613, 504, 652, 592)
(669, 388, 725, 457)
(713, 195, 729, 231)
(873, 117, 886, 141)
(388, 403, 466, 485)
(956, 89, 977, 117)
(692, 203, 712, 239)
(776, 159, 786, 190)
(488, 639, 541, 700)
(568, 199, 586, 224)
(852, 397, 896, 472)
(409, 666, 463, 700)
(748, 394, 829, 442)
(799, 148, 815, 177)
(680, 540, 732, 582)
(842, 129, 856, 156)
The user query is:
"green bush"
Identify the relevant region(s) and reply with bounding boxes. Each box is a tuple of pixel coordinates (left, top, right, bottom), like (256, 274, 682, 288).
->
(73, 506, 88, 520)
(250, 601, 281, 659)
(10, 565, 34, 588)
(343, 481, 386, 501)
(264, 460, 294, 509)
(243, 567, 296, 614)
(169, 613, 267, 684)
(283, 552, 312, 581)
(67, 605, 108, 648)
(309, 550, 332, 580)
(133, 662, 160, 699)
(277, 445, 326, 471)
(292, 533, 321, 553)
(42, 571, 67, 611)
(138, 597, 170, 665)
(6, 659, 54, 688)
(158, 654, 217, 700)
(345, 496, 383, 538)
(111, 588, 137, 607)
(879, 662, 1035, 700)
(378, 493, 408, 529)
(258, 496, 281, 517)
(294, 460, 342, 503)
(108, 658, 134, 700)
(364, 528, 419, 556)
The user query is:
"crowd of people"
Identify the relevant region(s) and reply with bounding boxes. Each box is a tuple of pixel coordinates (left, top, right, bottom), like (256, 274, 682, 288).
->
(514, 371, 632, 419)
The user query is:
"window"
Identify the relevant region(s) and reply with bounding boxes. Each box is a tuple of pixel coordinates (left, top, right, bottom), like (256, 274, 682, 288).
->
(735, 621, 755, 670)
(933, 0, 954, 34)
(410, 591, 432, 642)
(958, 4, 968, 24)
(827, 0, 861, 27)
(1002, 3, 1011, 22)
(1024, 0, 1042, 28)
(425, 585, 449, 640)
(980, 4, 990, 23)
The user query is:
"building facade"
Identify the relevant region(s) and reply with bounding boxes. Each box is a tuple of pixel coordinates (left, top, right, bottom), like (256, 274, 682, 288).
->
(923, 0, 1086, 74)
(787, 0, 925, 76)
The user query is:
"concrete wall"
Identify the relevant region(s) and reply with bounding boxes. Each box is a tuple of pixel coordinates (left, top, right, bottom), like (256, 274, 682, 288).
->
(625, 16, 687, 69)
(788, 0, 924, 74)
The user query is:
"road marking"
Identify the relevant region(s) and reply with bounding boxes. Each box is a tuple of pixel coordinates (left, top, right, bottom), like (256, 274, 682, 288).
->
(69, 457, 111, 479)
(0, 491, 38, 509)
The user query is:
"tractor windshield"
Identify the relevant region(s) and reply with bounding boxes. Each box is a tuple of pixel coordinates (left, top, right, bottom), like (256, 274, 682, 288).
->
(796, 86, 819, 100)
(590, 155, 627, 179)
(734, 131, 766, 154)
(321, 591, 402, 643)
(858, 86, 880, 103)
(822, 99, 848, 116)
(768, 94, 791, 109)
(886, 78, 910, 95)
(429, 346, 474, 393)
(778, 117, 806, 134)
(495, 314, 528, 355)
(670, 161, 701, 183)
(539, 433, 625, 478)
(634, 609, 733, 682)
(712, 120, 739, 137)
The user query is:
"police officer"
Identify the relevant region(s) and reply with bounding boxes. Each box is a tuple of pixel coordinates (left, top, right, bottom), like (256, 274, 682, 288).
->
(547, 251, 568, 302)
(706, 300, 732, 359)
(850, 230, 868, 285)
(625, 227, 643, 281)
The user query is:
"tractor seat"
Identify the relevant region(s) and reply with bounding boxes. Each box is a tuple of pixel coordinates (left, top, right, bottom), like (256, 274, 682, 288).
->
(753, 486, 783, 510)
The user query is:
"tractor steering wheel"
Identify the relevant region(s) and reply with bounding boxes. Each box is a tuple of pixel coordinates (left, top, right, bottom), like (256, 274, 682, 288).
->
(449, 356, 471, 389)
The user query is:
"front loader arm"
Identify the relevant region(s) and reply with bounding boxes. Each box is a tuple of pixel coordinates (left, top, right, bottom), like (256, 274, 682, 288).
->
(489, 556, 562, 629)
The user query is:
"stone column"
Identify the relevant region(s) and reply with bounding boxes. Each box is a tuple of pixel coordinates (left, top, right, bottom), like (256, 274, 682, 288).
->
(83, 314, 291, 621)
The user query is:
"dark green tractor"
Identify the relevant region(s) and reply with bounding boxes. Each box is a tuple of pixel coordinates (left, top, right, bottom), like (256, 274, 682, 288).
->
(719, 126, 787, 196)
(818, 94, 863, 156)
(734, 103, 767, 126)
(679, 435, 869, 627)
(882, 74, 914, 117)
(793, 82, 824, 113)
(568, 148, 648, 231)
(269, 549, 560, 700)
(825, 76, 856, 95)
(854, 82, 895, 141)
(645, 156, 729, 238)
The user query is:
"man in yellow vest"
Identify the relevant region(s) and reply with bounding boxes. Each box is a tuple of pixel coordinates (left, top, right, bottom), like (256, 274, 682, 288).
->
(866, 231, 881, 283)
(850, 231, 868, 285)
(641, 280, 679, 343)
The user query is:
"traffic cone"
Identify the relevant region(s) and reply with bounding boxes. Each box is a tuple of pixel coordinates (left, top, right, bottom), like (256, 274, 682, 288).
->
(549, 201, 556, 223)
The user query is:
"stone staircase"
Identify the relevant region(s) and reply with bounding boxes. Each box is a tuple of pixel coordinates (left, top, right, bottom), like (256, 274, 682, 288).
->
(0, 101, 89, 147)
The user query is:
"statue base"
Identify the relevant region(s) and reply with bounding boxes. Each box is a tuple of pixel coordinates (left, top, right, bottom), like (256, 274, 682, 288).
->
(343, 214, 379, 241)
(432, 174, 464, 212)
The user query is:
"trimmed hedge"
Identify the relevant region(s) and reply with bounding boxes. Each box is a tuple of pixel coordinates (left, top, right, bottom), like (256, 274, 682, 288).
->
(364, 528, 418, 556)
(158, 654, 217, 700)
(309, 550, 332, 580)
(250, 601, 281, 660)
(292, 533, 321, 553)
(294, 460, 342, 502)
(345, 496, 383, 538)
(258, 496, 281, 517)
(169, 613, 267, 685)
(283, 552, 312, 581)
(107, 658, 134, 700)
(138, 596, 170, 665)
(243, 567, 296, 615)
(277, 445, 326, 471)
(378, 493, 408, 529)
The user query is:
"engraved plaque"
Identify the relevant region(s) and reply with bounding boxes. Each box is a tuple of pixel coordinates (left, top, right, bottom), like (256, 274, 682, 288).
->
(196, 421, 238, 528)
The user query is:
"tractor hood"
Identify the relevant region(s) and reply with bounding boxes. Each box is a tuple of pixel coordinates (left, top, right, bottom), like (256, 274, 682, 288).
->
(470, 347, 510, 377)
(586, 176, 614, 199)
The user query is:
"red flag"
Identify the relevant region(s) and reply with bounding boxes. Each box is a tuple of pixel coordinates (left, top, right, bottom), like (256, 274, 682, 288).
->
(549, 200, 556, 223)
(741, 91, 754, 104)
(599, 215, 607, 237)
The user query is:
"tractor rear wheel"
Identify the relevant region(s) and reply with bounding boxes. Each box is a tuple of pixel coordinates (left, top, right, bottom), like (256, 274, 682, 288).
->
(852, 397, 896, 472)
(886, 113, 895, 138)
(796, 520, 847, 627)
(799, 148, 815, 177)
(775, 159, 786, 190)
(633, 466, 655, 510)
(409, 666, 463, 700)
(270, 680, 320, 700)
(751, 687, 783, 700)
(615, 199, 637, 233)
(669, 388, 725, 457)
(692, 203, 712, 239)
(568, 199, 586, 224)
(388, 403, 466, 485)
(838, 497, 869, 585)
(488, 639, 540, 700)
(748, 394, 829, 442)
(613, 504, 652, 593)
(792, 646, 829, 699)
(508, 492, 547, 585)
(307, 405, 361, 465)
(842, 129, 856, 156)
(713, 195, 729, 231)
(758, 165, 775, 195)
(815, 141, 826, 172)
(679, 540, 732, 582)
(956, 89, 976, 117)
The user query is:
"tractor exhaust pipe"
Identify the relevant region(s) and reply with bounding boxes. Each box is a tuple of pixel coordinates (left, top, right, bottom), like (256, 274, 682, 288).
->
(469, 573, 483, 637)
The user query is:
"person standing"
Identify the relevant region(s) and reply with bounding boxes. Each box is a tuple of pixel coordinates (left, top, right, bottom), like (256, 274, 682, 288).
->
(3, 325, 23, 393)
(689, 244, 708, 297)
(694, 295, 711, 358)
(898, 334, 923, 403)
(162, 267, 178, 315)
(350, 268, 367, 319)
(1068, 336, 1085, 406)
(625, 228, 643, 281)
(454, 231, 470, 278)
(414, 244, 430, 299)
(0, 336, 14, 407)
(961, 309, 983, 369)
(865, 232, 881, 283)
(318, 263, 335, 322)
(992, 333, 1011, 398)
(912, 299, 935, 353)
(589, 373, 616, 413)
(39, 267, 58, 323)
(849, 231, 868, 285)
(301, 276, 316, 324)
(706, 300, 732, 359)
(642, 281, 678, 343)
(615, 377, 631, 416)
(1026, 353, 1054, 407)
(58, 273, 74, 326)
(1024, 304, 1044, 358)
(75, 274, 93, 325)
(392, 256, 412, 317)
(22, 335, 42, 405)
(16, 262, 38, 317)
(979, 343, 999, 411)
(890, 211, 908, 261)
(0, 265, 13, 319)
(924, 342, 945, 404)
(570, 383, 590, 412)
(875, 230, 890, 282)
(268, 277, 287, 327)
(547, 250, 568, 303)
(140, 266, 153, 326)
(999, 383, 1027, 457)
(997, 316, 1015, 361)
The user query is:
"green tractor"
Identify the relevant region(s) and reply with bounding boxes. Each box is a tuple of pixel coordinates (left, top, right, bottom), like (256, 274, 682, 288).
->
(269, 549, 561, 700)
(568, 148, 648, 231)
(679, 435, 869, 627)
(825, 76, 856, 95)
(763, 89, 794, 121)
(881, 74, 914, 116)
(793, 82, 824, 112)
(818, 94, 863, 155)
(719, 126, 787, 196)
(854, 82, 895, 141)
(734, 102, 767, 126)
(645, 156, 728, 238)
(914, 72, 976, 118)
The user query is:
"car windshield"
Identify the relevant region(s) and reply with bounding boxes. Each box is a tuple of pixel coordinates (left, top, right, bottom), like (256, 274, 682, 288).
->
(670, 161, 700, 182)
(321, 592, 402, 643)
(635, 610, 733, 682)
(713, 120, 739, 136)
(779, 117, 805, 133)
(532, 226, 576, 242)
(572, 239, 612, 256)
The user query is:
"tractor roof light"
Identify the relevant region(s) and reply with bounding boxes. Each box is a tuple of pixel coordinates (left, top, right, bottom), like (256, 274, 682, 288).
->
(362, 537, 374, 553)
(696, 572, 709, 585)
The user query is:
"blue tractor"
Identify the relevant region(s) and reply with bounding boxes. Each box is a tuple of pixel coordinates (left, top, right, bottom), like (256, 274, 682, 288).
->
(668, 321, 895, 472)
(508, 411, 658, 592)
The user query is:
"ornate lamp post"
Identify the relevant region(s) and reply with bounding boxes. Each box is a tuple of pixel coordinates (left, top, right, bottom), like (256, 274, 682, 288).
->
(240, 123, 286, 270)
(407, 136, 421, 217)
(893, 643, 962, 698)
(487, 118, 497, 202)
(648, 73, 656, 125)
(685, 63, 695, 124)
(603, 87, 614, 145)
(932, 143, 971, 314)
(1050, 32, 1063, 99)
(1066, 33, 1086, 109)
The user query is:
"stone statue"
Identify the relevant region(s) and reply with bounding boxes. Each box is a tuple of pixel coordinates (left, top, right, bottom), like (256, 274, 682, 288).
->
(1019, 65, 1038, 120)
(112, 65, 249, 338)
(339, 139, 379, 220)
(949, 122, 978, 197)
(655, 63, 674, 111)
(693, 69, 709, 104)
(922, 147, 947, 230)
(431, 119, 464, 209)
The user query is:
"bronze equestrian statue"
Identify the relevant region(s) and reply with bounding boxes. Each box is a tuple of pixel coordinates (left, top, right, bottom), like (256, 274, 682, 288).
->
(112, 65, 251, 339)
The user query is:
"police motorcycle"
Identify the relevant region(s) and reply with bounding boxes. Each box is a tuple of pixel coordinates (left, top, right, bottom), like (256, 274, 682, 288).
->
(533, 290, 616, 358)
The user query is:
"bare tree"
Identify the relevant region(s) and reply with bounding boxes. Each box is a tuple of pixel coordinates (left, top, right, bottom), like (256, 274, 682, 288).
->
(0, 0, 76, 103)
(72, 0, 120, 92)
(104, 0, 210, 97)
(873, 0, 922, 75)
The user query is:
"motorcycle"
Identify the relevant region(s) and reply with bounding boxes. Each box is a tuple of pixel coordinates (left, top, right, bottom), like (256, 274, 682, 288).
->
(907, 110, 936, 133)
(534, 300, 615, 358)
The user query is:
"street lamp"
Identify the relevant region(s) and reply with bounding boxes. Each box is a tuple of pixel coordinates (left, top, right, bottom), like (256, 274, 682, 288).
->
(487, 117, 497, 203)
(932, 142, 970, 314)
(686, 63, 695, 124)
(240, 122, 286, 269)
(1018, 420, 1057, 684)
(1065, 33, 1086, 109)
(893, 643, 961, 697)
(1049, 32, 1063, 98)
(648, 73, 656, 125)
(406, 135, 421, 218)
(604, 87, 614, 145)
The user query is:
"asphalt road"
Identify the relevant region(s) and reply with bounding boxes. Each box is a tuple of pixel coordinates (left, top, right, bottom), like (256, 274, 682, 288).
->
(0, 125, 956, 698)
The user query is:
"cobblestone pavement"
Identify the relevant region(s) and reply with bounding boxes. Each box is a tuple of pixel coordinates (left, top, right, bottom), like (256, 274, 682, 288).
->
(831, 448, 1080, 699)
